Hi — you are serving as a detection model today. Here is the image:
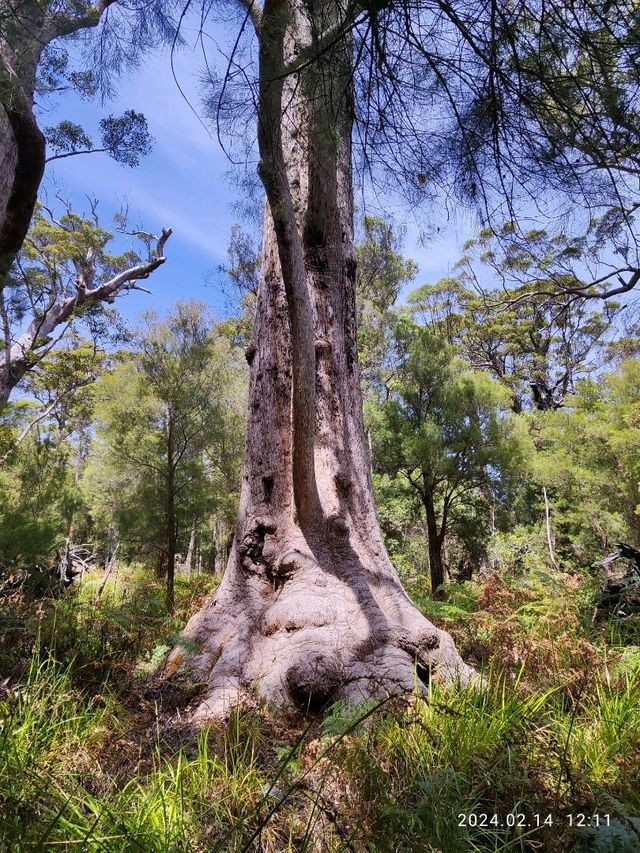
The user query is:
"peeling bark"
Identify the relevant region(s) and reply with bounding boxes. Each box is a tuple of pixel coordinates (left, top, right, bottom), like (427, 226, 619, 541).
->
(164, 0, 474, 721)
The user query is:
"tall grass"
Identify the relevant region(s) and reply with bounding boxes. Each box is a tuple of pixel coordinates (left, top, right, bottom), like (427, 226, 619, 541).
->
(1, 566, 639, 851)
(0, 648, 116, 847)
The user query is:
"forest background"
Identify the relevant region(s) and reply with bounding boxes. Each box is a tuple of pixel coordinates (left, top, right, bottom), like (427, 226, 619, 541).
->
(1, 1, 640, 850)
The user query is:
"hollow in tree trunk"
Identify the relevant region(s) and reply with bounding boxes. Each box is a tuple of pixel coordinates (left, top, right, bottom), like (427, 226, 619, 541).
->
(164, 0, 473, 721)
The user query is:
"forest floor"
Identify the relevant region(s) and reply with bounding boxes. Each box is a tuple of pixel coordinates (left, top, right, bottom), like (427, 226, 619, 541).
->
(1, 563, 639, 852)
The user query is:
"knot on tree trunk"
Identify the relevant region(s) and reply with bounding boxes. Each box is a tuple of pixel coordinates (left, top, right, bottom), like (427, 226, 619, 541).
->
(239, 517, 280, 574)
(272, 547, 316, 585)
(327, 512, 349, 537)
(286, 653, 343, 712)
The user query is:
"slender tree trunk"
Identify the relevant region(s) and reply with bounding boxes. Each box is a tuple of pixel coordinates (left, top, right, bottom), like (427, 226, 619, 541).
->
(542, 486, 558, 569)
(167, 532, 176, 612)
(98, 539, 119, 598)
(164, 0, 473, 720)
(183, 519, 196, 576)
(166, 428, 176, 614)
(423, 491, 445, 595)
(155, 550, 167, 579)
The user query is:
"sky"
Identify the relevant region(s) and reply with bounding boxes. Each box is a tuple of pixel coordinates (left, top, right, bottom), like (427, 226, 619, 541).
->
(39, 20, 478, 326)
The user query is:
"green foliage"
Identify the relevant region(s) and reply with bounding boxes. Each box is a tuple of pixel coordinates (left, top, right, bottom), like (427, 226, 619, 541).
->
(364, 217, 640, 590)
(1, 561, 639, 852)
(369, 319, 523, 587)
(45, 119, 92, 154)
(408, 270, 615, 413)
(2, 201, 142, 399)
(0, 433, 80, 564)
(217, 224, 261, 349)
(83, 301, 246, 575)
(526, 362, 640, 566)
(356, 215, 417, 392)
(0, 651, 117, 845)
(489, 526, 549, 577)
(98, 110, 153, 166)
(45, 110, 154, 165)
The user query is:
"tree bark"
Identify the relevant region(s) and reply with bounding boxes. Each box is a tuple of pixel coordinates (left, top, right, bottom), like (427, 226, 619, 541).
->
(164, 0, 473, 721)
(423, 490, 446, 595)
(542, 485, 558, 570)
(166, 414, 176, 614)
(0, 0, 115, 285)
(183, 519, 196, 576)
(0, 103, 46, 282)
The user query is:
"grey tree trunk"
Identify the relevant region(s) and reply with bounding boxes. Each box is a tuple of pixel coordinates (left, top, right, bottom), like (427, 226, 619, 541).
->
(0, 1, 114, 284)
(165, 0, 473, 721)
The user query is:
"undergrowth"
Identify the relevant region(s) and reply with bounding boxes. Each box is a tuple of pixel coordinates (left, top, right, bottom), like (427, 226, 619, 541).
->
(1, 564, 639, 851)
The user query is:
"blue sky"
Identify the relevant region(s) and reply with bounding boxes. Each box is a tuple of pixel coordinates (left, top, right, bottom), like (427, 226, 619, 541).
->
(39, 26, 478, 325)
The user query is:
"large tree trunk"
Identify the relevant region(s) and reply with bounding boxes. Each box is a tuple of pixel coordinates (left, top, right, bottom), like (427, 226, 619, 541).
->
(0, 1, 47, 283)
(164, 0, 473, 721)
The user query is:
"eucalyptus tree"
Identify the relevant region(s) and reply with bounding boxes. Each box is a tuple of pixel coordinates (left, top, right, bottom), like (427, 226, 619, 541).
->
(356, 216, 417, 396)
(408, 273, 617, 413)
(0, 202, 170, 401)
(164, 0, 640, 720)
(0, 0, 178, 281)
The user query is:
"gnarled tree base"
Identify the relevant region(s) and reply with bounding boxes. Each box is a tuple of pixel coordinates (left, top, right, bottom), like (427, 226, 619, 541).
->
(163, 516, 475, 723)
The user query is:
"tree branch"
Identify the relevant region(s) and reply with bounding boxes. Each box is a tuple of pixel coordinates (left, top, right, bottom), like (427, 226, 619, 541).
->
(45, 147, 110, 163)
(0, 228, 171, 400)
(45, 0, 118, 40)
(0, 379, 91, 465)
(236, 0, 262, 31)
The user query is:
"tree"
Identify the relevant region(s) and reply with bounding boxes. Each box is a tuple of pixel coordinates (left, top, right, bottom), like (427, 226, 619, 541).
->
(85, 302, 246, 611)
(0, 202, 170, 401)
(216, 224, 261, 351)
(369, 320, 519, 593)
(0, 427, 80, 568)
(0, 341, 101, 572)
(409, 228, 619, 412)
(0, 338, 103, 467)
(165, 3, 476, 720)
(45, 111, 152, 166)
(527, 362, 640, 564)
(0, 0, 175, 281)
(356, 215, 417, 394)
(164, 0, 640, 719)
